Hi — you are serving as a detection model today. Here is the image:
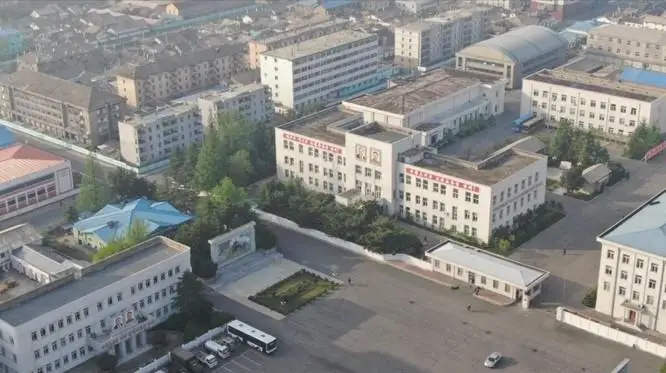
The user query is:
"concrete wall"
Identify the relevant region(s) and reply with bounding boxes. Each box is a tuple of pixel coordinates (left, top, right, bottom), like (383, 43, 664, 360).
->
(556, 306, 666, 358)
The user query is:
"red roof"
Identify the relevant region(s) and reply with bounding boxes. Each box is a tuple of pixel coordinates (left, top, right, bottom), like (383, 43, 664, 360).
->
(0, 144, 67, 185)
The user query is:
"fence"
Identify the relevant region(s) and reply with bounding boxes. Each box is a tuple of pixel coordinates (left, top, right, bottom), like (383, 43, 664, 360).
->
(132, 326, 228, 373)
(556, 307, 666, 358)
(253, 209, 432, 269)
(0, 120, 170, 175)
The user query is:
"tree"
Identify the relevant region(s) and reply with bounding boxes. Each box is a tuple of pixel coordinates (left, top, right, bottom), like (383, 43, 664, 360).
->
(108, 167, 156, 202)
(561, 167, 585, 193)
(625, 121, 662, 160)
(227, 149, 253, 187)
(173, 270, 213, 325)
(93, 221, 149, 262)
(548, 119, 574, 161)
(65, 205, 79, 223)
(168, 147, 186, 184)
(155, 176, 197, 213)
(194, 125, 225, 191)
(76, 156, 110, 213)
(96, 352, 118, 372)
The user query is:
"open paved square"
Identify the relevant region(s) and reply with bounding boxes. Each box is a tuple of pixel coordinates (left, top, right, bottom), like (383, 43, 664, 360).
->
(208, 224, 662, 373)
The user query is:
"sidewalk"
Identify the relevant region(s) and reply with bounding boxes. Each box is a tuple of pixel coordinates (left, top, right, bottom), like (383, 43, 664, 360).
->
(473, 288, 514, 307)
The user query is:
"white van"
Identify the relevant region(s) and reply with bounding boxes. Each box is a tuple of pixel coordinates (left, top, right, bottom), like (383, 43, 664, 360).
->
(205, 340, 231, 359)
(195, 351, 218, 368)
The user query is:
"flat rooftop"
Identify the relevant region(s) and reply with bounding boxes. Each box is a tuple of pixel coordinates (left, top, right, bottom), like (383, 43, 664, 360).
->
(413, 148, 542, 186)
(122, 102, 196, 127)
(525, 69, 665, 102)
(0, 236, 187, 326)
(256, 19, 349, 45)
(426, 240, 549, 289)
(598, 189, 666, 257)
(590, 24, 666, 45)
(279, 107, 362, 146)
(347, 69, 494, 115)
(349, 123, 410, 143)
(261, 30, 375, 61)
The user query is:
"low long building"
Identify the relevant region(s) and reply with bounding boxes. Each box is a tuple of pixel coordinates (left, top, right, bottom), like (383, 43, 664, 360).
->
(521, 68, 666, 137)
(0, 144, 73, 218)
(275, 69, 546, 243)
(0, 233, 191, 373)
(586, 24, 666, 73)
(456, 25, 568, 89)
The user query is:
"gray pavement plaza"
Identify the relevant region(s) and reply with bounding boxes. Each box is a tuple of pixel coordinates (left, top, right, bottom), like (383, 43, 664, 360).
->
(208, 224, 662, 373)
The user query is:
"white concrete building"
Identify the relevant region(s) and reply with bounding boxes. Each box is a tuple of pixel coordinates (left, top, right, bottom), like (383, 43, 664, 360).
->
(595, 189, 666, 334)
(394, 7, 492, 69)
(475, 0, 525, 10)
(395, 0, 438, 14)
(275, 68, 546, 243)
(425, 240, 549, 308)
(118, 102, 202, 167)
(259, 30, 381, 111)
(521, 68, 666, 137)
(0, 233, 191, 373)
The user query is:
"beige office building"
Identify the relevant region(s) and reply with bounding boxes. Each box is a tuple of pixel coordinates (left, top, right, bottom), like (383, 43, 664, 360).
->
(248, 19, 349, 70)
(395, 8, 492, 69)
(0, 70, 125, 145)
(115, 44, 247, 108)
(521, 69, 666, 137)
(595, 190, 666, 334)
(118, 102, 202, 167)
(274, 69, 540, 244)
(586, 24, 666, 73)
(456, 25, 568, 89)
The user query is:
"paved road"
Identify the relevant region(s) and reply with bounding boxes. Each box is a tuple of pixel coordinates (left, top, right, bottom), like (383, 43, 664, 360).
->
(511, 157, 666, 306)
(208, 224, 661, 373)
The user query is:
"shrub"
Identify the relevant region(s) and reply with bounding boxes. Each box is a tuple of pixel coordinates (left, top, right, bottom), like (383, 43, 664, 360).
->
(96, 352, 118, 372)
(581, 289, 597, 308)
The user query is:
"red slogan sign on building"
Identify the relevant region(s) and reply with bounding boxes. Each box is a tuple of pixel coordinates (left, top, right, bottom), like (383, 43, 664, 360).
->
(405, 167, 481, 193)
(282, 133, 343, 154)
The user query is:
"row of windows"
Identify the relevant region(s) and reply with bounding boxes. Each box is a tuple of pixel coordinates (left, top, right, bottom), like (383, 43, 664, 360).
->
(282, 141, 346, 165)
(30, 266, 180, 343)
(606, 250, 658, 271)
(533, 101, 641, 125)
(493, 174, 538, 206)
(400, 206, 478, 237)
(492, 191, 538, 224)
(433, 260, 510, 292)
(399, 174, 480, 204)
(399, 192, 478, 221)
(532, 90, 639, 114)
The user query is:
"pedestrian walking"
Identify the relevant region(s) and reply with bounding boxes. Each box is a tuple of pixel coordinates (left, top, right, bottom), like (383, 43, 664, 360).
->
(348, 277, 352, 285)
(563, 248, 567, 255)
(466, 304, 471, 312)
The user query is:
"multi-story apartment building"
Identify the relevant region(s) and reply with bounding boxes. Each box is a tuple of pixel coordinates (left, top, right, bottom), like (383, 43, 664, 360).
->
(274, 69, 543, 244)
(395, 0, 438, 14)
(248, 19, 349, 69)
(0, 233, 191, 373)
(260, 30, 381, 112)
(586, 24, 666, 73)
(521, 69, 666, 137)
(115, 44, 247, 107)
(394, 7, 492, 69)
(0, 71, 125, 146)
(643, 15, 666, 31)
(118, 102, 202, 167)
(595, 189, 666, 334)
(529, 0, 592, 21)
(175, 83, 272, 126)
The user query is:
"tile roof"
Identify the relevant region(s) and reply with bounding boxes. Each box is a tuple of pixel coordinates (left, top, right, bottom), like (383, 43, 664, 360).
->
(599, 190, 666, 256)
(0, 144, 67, 185)
(0, 70, 124, 110)
(114, 44, 246, 80)
(73, 198, 192, 245)
(426, 241, 549, 288)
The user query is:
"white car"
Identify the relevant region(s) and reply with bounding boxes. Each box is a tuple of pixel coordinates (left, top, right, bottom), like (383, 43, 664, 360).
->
(484, 352, 503, 368)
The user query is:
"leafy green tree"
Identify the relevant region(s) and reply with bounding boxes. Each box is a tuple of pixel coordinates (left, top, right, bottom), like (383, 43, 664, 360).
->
(173, 270, 213, 325)
(155, 176, 197, 213)
(625, 122, 662, 160)
(168, 147, 186, 184)
(561, 167, 585, 193)
(195, 125, 225, 190)
(108, 167, 156, 202)
(227, 149, 253, 187)
(76, 156, 110, 213)
(548, 119, 574, 161)
(93, 221, 149, 262)
(65, 205, 79, 223)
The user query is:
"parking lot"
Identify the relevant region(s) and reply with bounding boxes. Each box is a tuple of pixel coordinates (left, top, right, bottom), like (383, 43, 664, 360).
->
(214, 348, 271, 373)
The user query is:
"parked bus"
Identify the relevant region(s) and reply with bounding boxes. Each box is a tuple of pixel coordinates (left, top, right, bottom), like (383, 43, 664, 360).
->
(227, 320, 278, 354)
(512, 114, 544, 133)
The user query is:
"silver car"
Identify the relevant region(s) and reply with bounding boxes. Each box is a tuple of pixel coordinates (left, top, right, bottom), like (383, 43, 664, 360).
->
(484, 352, 503, 368)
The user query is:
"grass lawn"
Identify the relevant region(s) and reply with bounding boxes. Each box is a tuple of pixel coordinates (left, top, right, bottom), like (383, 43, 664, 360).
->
(249, 269, 338, 315)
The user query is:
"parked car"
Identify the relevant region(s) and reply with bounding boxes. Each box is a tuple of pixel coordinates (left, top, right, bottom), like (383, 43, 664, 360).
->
(484, 352, 503, 368)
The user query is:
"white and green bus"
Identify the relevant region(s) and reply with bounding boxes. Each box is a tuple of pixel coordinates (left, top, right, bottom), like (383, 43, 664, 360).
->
(227, 320, 278, 354)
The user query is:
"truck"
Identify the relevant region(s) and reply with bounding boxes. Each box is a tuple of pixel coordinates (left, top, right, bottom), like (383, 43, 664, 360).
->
(204, 340, 231, 359)
(195, 351, 218, 368)
(170, 347, 204, 373)
(512, 114, 545, 133)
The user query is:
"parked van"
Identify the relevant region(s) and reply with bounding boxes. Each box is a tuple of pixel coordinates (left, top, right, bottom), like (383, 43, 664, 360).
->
(204, 340, 231, 359)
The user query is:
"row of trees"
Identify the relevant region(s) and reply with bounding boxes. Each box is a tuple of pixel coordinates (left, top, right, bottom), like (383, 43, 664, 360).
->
(548, 119, 610, 169)
(491, 201, 565, 253)
(257, 180, 423, 255)
(168, 113, 275, 191)
(93, 221, 148, 262)
(625, 122, 662, 160)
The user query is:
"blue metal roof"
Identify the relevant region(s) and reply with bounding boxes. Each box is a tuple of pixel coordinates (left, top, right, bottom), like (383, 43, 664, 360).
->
(619, 68, 666, 89)
(0, 126, 15, 149)
(566, 20, 604, 34)
(559, 31, 583, 43)
(321, 0, 354, 9)
(73, 198, 192, 246)
(600, 190, 666, 256)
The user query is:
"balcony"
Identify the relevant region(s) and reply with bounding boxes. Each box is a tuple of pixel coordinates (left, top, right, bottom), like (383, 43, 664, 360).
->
(87, 310, 156, 352)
